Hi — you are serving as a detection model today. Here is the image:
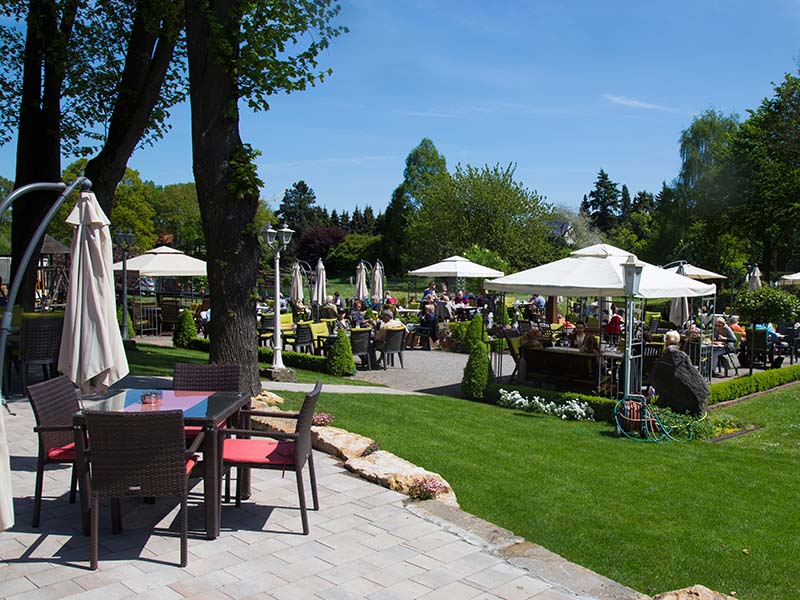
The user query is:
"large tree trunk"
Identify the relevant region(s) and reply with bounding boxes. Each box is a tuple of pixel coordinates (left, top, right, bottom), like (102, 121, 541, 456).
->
(185, 0, 261, 393)
(12, 0, 77, 310)
(84, 0, 184, 215)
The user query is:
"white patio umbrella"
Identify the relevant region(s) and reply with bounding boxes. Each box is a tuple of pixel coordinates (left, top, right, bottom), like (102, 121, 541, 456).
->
(408, 255, 504, 279)
(667, 263, 727, 281)
(312, 258, 327, 305)
(747, 265, 762, 291)
(112, 245, 206, 276)
(669, 264, 690, 328)
(370, 260, 385, 302)
(355, 261, 369, 301)
(59, 191, 129, 394)
(290, 262, 304, 305)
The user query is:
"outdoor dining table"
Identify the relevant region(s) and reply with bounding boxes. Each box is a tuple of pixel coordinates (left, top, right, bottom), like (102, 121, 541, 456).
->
(73, 388, 251, 540)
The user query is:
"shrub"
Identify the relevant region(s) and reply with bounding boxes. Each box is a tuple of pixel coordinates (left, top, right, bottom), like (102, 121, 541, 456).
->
(407, 475, 450, 500)
(709, 363, 800, 404)
(462, 314, 484, 354)
(736, 286, 800, 324)
(461, 342, 492, 400)
(173, 309, 198, 348)
(117, 305, 135, 339)
(497, 388, 595, 421)
(186, 338, 331, 373)
(326, 329, 355, 376)
(484, 382, 618, 422)
(361, 441, 380, 456)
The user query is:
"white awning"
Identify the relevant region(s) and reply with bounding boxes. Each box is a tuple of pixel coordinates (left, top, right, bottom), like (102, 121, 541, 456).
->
(408, 255, 504, 279)
(113, 245, 206, 277)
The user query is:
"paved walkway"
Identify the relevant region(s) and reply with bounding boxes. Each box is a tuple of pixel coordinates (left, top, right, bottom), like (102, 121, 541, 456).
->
(1, 396, 644, 600)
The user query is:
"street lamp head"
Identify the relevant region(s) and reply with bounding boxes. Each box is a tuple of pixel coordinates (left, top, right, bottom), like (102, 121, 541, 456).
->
(263, 226, 277, 247)
(277, 223, 294, 247)
(622, 255, 643, 296)
(115, 229, 135, 248)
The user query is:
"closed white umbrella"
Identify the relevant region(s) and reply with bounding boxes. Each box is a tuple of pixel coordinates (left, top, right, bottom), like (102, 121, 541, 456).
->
(355, 261, 369, 301)
(669, 264, 690, 329)
(748, 265, 762, 291)
(58, 191, 129, 394)
(312, 258, 327, 306)
(290, 262, 304, 305)
(370, 260, 385, 303)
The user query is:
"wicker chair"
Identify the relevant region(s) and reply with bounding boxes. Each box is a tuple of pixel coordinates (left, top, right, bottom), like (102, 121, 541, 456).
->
(160, 300, 181, 333)
(350, 328, 372, 370)
(222, 382, 322, 535)
(19, 316, 63, 392)
(25, 375, 80, 528)
(172, 363, 241, 392)
(81, 410, 203, 570)
(286, 324, 314, 354)
(378, 328, 406, 369)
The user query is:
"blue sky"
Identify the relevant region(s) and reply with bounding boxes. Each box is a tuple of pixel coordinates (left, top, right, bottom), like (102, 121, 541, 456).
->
(1, 0, 799, 214)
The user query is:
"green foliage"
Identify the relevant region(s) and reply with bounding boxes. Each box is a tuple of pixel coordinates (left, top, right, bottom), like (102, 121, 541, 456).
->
(403, 137, 448, 207)
(736, 286, 800, 324)
(463, 244, 508, 275)
(462, 314, 484, 354)
(325, 233, 382, 275)
(146, 182, 204, 255)
(408, 162, 557, 272)
(484, 382, 617, 422)
(116, 304, 135, 339)
(709, 363, 800, 404)
(228, 143, 263, 202)
(461, 341, 492, 400)
(186, 337, 330, 373)
(583, 169, 620, 234)
(378, 185, 412, 275)
(172, 309, 198, 348)
(326, 329, 355, 376)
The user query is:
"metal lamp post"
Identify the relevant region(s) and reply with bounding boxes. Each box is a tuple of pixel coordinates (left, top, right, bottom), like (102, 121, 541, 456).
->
(622, 255, 643, 401)
(263, 224, 294, 371)
(115, 230, 135, 340)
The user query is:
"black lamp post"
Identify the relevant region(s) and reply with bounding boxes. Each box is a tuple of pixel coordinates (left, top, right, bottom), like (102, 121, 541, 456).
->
(115, 230, 135, 340)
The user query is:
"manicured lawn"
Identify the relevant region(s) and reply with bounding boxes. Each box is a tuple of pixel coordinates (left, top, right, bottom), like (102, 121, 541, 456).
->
(125, 343, 378, 386)
(279, 388, 800, 600)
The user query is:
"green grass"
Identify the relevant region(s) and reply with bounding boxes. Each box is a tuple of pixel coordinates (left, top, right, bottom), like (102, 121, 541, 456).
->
(125, 343, 379, 386)
(279, 389, 800, 600)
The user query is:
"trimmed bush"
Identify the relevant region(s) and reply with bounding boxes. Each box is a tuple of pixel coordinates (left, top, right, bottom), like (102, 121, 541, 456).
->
(462, 314, 484, 354)
(185, 337, 331, 373)
(117, 305, 135, 339)
(709, 363, 800, 405)
(326, 329, 355, 376)
(484, 382, 618, 423)
(461, 342, 492, 400)
(173, 310, 198, 348)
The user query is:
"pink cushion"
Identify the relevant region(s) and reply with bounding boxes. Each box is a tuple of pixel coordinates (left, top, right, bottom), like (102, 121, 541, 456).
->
(47, 442, 76, 461)
(186, 456, 198, 475)
(223, 438, 295, 466)
(184, 421, 227, 437)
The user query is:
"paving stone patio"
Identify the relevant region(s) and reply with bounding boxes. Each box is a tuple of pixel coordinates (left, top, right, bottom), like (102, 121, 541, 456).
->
(0, 396, 645, 600)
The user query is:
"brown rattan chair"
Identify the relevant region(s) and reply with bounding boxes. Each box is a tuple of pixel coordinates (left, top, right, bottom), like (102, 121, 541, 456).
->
(349, 328, 373, 370)
(172, 363, 241, 392)
(378, 328, 406, 369)
(26, 375, 80, 528)
(160, 299, 181, 333)
(19, 316, 63, 392)
(81, 410, 203, 570)
(222, 381, 322, 535)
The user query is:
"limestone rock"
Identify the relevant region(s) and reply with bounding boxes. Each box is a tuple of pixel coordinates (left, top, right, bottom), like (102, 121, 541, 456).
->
(653, 585, 736, 600)
(650, 346, 710, 415)
(252, 390, 285, 406)
(312, 426, 375, 460)
(345, 450, 459, 508)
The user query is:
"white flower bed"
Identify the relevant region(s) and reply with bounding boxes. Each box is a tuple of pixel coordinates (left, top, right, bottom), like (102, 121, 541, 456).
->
(497, 389, 595, 421)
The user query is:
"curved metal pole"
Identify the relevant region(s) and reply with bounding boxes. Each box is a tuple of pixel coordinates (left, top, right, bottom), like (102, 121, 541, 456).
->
(0, 178, 91, 409)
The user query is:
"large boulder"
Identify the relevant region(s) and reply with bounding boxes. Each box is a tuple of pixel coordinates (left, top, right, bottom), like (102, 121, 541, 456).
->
(346, 451, 459, 508)
(653, 584, 736, 600)
(649, 346, 709, 415)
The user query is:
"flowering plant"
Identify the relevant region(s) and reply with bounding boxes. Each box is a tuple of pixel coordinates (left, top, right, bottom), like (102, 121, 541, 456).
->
(311, 412, 334, 427)
(407, 475, 450, 500)
(497, 389, 595, 421)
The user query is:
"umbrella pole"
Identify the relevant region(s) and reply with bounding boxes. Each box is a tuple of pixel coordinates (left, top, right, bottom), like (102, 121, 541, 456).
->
(0, 178, 92, 412)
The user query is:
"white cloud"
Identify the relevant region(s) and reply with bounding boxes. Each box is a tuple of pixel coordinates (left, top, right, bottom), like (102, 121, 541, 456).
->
(602, 94, 682, 113)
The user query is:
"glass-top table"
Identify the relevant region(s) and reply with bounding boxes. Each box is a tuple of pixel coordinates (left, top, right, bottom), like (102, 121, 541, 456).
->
(74, 389, 250, 540)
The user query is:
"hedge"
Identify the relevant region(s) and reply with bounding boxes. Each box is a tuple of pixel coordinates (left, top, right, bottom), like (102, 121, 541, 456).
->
(186, 338, 330, 373)
(709, 363, 800, 405)
(484, 382, 618, 423)
(461, 342, 492, 400)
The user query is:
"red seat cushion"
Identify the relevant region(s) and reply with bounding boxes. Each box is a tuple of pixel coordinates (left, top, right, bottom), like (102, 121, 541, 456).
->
(47, 442, 76, 461)
(184, 421, 227, 437)
(223, 438, 295, 466)
(186, 456, 198, 475)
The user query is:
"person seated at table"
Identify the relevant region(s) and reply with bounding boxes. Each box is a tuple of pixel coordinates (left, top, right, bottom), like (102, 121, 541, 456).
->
(349, 299, 370, 328)
(422, 282, 437, 301)
(520, 327, 543, 349)
(531, 294, 546, 313)
(332, 308, 351, 336)
(604, 305, 623, 342)
(333, 291, 344, 308)
(714, 317, 737, 350)
(373, 309, 408, 356)
(320, 295, 338, 319)
(407, 303, 438, 349)
(293, 299, 311, 321)
(728, 315, 746, 339)
(384, 291, 398, 306)
(454, 290, 469, 304)
(567, 321, 601, 354)
(442, 294, 456, 320)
